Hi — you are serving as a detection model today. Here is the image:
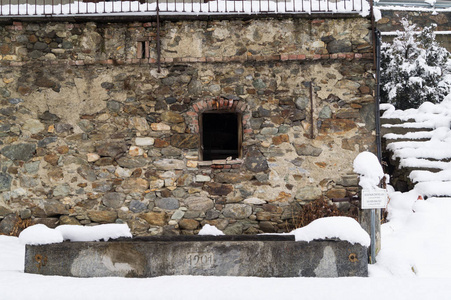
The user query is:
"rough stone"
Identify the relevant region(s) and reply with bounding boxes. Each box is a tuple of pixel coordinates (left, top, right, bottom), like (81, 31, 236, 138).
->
(203, 182, 233, 196)
(214, 173, 253, 184)
(294, 144, 323, 157)
(1, 143, 36, 161)
(295, 186, 323, 201)
(184, 196, 214, 211)
(44, 199, 69, 217)
(102, 192, 126, 209)
(170, 134, 199, 149)
(87, 210, 118, 223)
(154, 159, 185, 170)
(244, 149, 268, 172)
(96, 143, 127, 158)
(0, 172, 12, 191)
(59, 215, 81, 225)
(129, 200, 148, 213)
(140, 212, 167, 226)
(222, 204, 252, 219)
(178, 219, 199, 230)
(0, 214, 16, 235)
(155, 197, 180, 210)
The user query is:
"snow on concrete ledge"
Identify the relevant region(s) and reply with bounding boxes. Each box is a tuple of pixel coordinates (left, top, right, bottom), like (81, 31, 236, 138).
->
(290, 216, 371, 247)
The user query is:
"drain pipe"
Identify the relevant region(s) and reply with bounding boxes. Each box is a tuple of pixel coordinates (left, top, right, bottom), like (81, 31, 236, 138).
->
(375, 29, 382, 163)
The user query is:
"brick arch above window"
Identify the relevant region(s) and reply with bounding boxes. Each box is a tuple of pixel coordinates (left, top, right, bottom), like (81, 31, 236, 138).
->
(187, 97, 250, 134)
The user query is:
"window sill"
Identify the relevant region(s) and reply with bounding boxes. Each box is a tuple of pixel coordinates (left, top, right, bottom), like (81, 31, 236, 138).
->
(198, 158, 243, 167)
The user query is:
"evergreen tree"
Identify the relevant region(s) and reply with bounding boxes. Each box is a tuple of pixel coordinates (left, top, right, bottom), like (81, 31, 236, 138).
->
(381, 19, 451, 110)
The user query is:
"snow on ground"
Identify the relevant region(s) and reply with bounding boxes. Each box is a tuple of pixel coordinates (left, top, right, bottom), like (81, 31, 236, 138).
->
(1, 187, 451, 299)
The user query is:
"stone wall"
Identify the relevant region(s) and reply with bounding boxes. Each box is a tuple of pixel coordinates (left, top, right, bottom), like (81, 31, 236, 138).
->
(377, 10, 451, 50)
(0, 16, 375, 236)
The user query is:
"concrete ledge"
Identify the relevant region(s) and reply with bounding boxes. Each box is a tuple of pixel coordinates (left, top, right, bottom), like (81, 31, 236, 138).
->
(25, 236, 368, 278)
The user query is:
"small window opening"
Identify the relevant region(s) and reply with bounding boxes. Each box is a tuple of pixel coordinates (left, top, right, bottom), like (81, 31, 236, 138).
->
(201, 112, 241, 161)
(137, 41, 149, 59)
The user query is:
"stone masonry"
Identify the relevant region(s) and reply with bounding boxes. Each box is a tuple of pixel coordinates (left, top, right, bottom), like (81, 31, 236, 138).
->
(0, 16, 376, 236)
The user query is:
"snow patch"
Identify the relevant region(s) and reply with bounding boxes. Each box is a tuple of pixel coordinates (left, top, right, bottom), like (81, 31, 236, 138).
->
(198, 224, 225, 236)
(291, 217, 370, 247)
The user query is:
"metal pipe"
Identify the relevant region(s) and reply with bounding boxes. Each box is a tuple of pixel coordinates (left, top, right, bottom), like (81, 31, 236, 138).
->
(370, 208, 376, 263)
(157, 0, 161, 73)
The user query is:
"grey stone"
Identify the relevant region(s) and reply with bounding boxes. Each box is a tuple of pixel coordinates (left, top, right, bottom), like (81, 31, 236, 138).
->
(38, 136, 58, 148)
(295, 186, 323, 201)
(96, 142, 127, 158)
(327, 39, 352, 53)
(223, 222, 244, 235)
(260, 127, 278, 135)
(54, 123, 73, 133)
(78, 120, 95, 132)
(34, 42, 48, 50)
(184, 196, 214, 211)
(129, 200, 148, 213)
(250, 118, 263, 129)
(29, 50, 44, 59)
(222, 204, 252, 219)
(62, 41, 73, 49)
(294, 144, 323, 157)
(154, 159, 185, 170)
(39, 111, 60, 123)
(0, 214, 16, 235)
(107, 101, 122, 112)
(0, 172, 12, 191)
(205, 209, 220, 220)
(1, 143, 36, 161)
(360, 103, 376, 131)
(92, 181, 113, 193)
(20, 175, 39, 188)
(44, 199, 69, 217)
(8, 98, 23, 105)
(295, 96, 309, 110)
(244, 149, 268, 173)
(319, 106, 332, 119)
(20, 209, 32, 219)
(53, 184, 71, 197)
(0, 206, 12, 217)
(116, 157, 148, 169)
(77, 166, 97, 182)
(103, 192, 126, 209)
(252, 78, 267, 90)
(155, 197, 180, 210)
(161, 146, 182, 157)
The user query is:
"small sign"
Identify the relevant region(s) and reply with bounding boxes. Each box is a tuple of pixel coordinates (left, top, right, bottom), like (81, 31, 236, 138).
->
(361, 189, 387, 209)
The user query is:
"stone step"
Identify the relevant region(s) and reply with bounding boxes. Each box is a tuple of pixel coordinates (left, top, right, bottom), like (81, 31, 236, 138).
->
(410, 170, 451, 184)
(397, 157, 450, 171)
(380, 125, 433, 136)
(380, 117, 416, 125)
(415, 181, 451, 197)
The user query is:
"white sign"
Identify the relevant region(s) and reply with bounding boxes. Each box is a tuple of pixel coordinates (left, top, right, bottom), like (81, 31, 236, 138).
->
(361, 190, 387, 209)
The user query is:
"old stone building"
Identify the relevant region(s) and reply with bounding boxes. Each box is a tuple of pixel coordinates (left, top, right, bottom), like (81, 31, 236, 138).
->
(0, 2, 376, 236)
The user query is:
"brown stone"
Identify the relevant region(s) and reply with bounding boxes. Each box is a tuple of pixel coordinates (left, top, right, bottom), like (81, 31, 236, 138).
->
(140, 211, 167, 226)
(160, 111, 184, 123)
(256, 211, 271, 221)
(315, 162, 327, 168)
(272, 134, 289, 145)
(56, 145, 69, 154)
(326, 188, 347, 199)
(203, 182, 233, 196)
(122, 178, 149, 191)
(59, 215, 81, 225)
(170, 134, 199, 149)
(0, 44, 10, 55)
(48, 168, 64, 181)
(44, 153, 59, 166)
(154, 138, 170, 148)
(178, 218, 199, 230)
(263, 204, 283, 214)
(214, 173, 253, 184)
(87, 210, 118, 223)
(319, 119, 357, 134)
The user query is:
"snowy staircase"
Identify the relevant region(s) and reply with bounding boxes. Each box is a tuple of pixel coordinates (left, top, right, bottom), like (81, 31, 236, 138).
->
(381, 104, 451, 198)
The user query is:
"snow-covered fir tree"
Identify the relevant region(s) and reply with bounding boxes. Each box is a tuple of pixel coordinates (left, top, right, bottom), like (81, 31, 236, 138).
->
(381, 19, 451, 110)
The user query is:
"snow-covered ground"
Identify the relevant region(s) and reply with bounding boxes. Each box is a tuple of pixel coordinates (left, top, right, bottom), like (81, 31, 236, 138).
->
(1, 187, 451, 299)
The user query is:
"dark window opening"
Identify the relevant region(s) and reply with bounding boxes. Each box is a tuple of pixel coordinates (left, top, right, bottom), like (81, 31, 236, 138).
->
(201, 112, 241, 161)
(137, 41, 148, 59)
